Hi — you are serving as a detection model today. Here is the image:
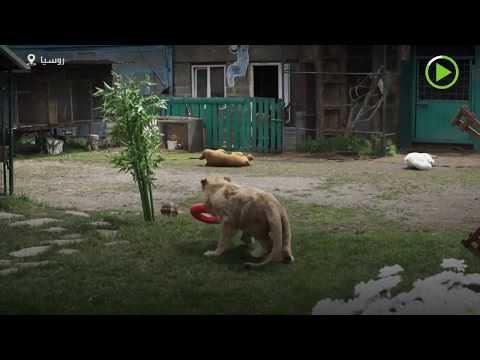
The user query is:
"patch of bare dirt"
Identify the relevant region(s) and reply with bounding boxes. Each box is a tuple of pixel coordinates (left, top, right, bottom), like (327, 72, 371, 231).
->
(14, 151, 480, 230)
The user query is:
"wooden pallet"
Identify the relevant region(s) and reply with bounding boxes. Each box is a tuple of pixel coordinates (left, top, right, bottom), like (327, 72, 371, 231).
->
(451, 106, 480, 138)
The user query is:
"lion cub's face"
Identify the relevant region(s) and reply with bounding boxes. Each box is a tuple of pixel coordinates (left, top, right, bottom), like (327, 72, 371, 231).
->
(200, 176, 232, 192)
(201, 176, 233, 216)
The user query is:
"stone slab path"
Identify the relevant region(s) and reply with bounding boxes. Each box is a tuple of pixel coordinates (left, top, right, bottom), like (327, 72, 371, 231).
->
(91, 221, 112, 228)
(0, 268, 18, 276)
(65, 211, 90, 218)
(0, 259, 13, 266)
(97, 230, 118, 240)
(0, 212, 25, 221)
(58, 249, 80, 255)
(41, 238, 86, 246)
(105, 241, 129, 246)
(17, 260, 53, 268)
(42, 227, 67, 233)
(62, 234, 82, 239)
(9, 246, 51, 258)
(1, 210, 127, 277)
(9, 218, 59, 227)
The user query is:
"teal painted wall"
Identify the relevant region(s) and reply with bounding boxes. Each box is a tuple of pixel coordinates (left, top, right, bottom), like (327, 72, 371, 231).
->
(472, 46, 480, 116)
(399, 46, 480, 149)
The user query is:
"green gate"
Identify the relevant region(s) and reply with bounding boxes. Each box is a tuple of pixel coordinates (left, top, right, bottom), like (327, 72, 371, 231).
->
(160, 97, 284, 152)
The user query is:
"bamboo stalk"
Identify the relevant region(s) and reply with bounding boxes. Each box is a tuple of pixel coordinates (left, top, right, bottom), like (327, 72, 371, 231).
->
(135, 166, 149, 221)
(148, 181, 155, 222)
(94, 73, 165, 223)
(142, 170, 153, 222)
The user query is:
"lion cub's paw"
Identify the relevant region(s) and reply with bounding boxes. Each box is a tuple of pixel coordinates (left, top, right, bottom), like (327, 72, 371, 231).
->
(203, 250, 219, 257)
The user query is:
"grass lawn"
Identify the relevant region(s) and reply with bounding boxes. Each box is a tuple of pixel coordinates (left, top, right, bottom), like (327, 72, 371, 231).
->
(1, 193, 478, 314)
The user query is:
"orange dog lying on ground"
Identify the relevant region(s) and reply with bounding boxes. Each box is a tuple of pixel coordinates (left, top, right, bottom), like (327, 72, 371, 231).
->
(199, 149, 254, 167)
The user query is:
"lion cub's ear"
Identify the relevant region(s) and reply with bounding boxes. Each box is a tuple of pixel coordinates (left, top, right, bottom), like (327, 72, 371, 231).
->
(201, 178, 207, 189)
(224, 176, 231, 182)
(223, 186, 237, 199)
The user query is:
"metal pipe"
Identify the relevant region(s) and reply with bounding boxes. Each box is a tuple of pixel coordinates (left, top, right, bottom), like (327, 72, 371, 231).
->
(319, 129, 396, 136)
(2, 72, 6, 195)
(382, 45, 388, 153)
(8, 70, 13, 195)
(293, 126, 396, 136)
(1, 75, 4, 145)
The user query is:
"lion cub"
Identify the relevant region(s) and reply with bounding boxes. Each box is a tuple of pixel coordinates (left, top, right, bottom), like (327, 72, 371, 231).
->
(200, 176, 294, 268)
(199, 149, 254, 167)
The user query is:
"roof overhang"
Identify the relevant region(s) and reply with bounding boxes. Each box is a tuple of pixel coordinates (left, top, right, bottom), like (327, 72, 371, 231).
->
(0, 45, 30, 71)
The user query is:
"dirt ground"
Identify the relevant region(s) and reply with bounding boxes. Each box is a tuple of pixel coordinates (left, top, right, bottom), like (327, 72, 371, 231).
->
(13, 150, 480, 230)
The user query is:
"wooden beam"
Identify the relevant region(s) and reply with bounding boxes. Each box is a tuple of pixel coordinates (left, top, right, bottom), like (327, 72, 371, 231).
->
(313, 45, 323, 138)
(69, 80, 74, 123)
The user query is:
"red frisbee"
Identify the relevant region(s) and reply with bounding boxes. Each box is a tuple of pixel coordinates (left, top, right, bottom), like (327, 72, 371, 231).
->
(190, 203, 221, 224)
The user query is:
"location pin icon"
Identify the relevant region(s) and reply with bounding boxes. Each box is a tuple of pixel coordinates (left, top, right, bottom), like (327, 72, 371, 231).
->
(27, 54, 36, 65)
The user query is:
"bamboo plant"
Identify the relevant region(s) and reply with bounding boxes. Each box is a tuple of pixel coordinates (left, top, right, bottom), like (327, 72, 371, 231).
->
(94, 73, 168, 222)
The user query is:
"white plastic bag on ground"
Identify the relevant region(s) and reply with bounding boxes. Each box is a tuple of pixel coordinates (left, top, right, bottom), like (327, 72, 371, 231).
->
(404, 152, 435, 170)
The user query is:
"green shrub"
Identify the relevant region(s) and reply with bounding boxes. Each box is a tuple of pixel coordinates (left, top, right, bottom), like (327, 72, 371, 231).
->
(94, 73, 168, 222)
(65, 138, 88, 151)
(385, 143, 398, 156)
(15, 134, 40, 154)
(297, 134, 397, 157)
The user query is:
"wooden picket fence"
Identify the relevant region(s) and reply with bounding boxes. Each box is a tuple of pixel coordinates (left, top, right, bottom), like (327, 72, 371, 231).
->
(160, 97, 284, 152)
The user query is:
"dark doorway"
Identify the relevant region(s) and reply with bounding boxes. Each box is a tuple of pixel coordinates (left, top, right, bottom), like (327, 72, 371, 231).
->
(253, 65, 279, 98)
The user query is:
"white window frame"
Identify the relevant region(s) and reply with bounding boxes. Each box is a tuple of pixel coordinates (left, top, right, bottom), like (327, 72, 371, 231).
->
(283, 63, 291, 107)
(248, 62, 284, 100)
(191, 65, 226, 98)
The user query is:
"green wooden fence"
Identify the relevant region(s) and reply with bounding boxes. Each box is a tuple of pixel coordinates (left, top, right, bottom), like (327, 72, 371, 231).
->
(160, 97, 284, 152)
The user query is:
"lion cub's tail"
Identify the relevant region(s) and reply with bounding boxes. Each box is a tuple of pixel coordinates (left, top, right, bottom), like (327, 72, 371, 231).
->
(281, 209, 294, 263)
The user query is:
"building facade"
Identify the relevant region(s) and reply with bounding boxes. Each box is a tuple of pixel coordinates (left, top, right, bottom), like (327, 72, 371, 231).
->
(173, 45, 402, 150)
(10, 45, 173, 137)
(7, 44, 477, 151)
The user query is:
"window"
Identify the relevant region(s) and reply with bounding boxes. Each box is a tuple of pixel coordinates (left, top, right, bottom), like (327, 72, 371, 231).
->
(249, 63, 282, 99)
(192, 65, 226, 98)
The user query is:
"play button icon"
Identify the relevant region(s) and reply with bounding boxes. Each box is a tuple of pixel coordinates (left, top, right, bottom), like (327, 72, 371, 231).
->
(435, 63, 452, 82)
(425, 55, 459, 90)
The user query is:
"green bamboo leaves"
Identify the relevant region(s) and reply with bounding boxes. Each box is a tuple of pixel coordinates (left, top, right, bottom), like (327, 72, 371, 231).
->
(94, 73, 168, 222)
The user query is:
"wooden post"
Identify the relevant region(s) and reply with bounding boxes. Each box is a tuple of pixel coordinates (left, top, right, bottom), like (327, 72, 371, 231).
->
(293, 62, 308, 130)
(382, 45, 388, 154)
(69, 80, 74, 124)
(314, 45, 323, 139)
